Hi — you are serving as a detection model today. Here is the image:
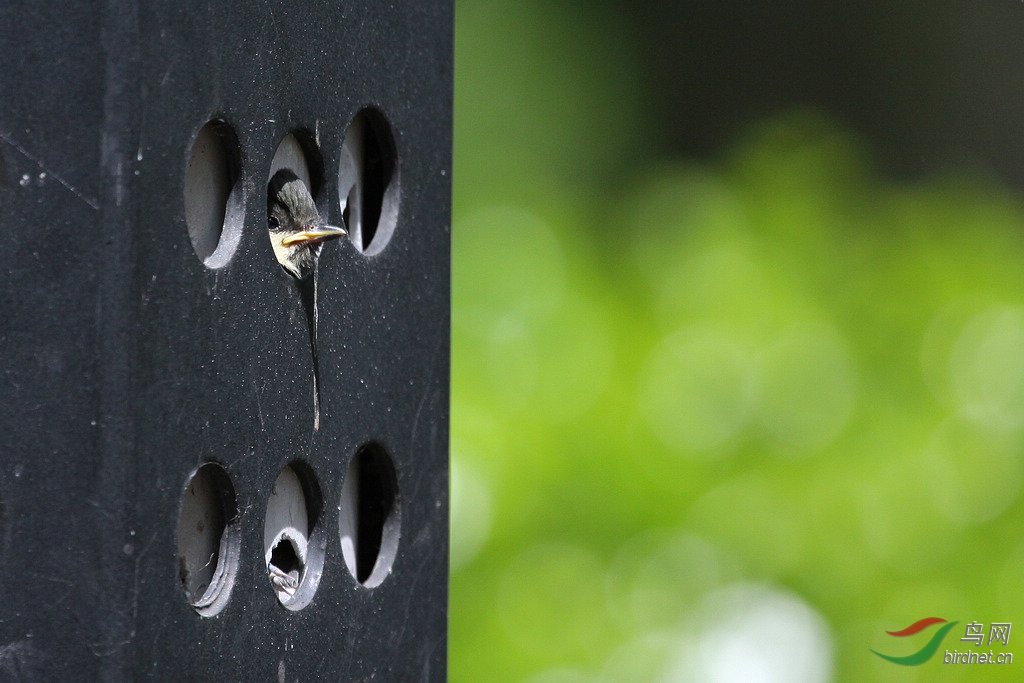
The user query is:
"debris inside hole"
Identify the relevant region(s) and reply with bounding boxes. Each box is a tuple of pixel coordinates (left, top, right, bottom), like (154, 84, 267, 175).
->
(179, 551, 216, 603)
(268, 538, 303, 600)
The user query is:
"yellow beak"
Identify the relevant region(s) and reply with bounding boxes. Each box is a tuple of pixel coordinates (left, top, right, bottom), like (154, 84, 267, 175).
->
(281, 225, 347, 246)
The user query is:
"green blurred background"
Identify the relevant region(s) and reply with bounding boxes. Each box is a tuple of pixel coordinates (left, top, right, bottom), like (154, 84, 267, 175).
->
(448, 2, 1024, 680)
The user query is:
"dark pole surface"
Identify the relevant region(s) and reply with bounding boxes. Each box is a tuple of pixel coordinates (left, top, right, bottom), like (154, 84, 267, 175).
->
(0, 1, 452, 680)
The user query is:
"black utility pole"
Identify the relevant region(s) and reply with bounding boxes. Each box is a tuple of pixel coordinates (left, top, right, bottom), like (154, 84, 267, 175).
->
(0, 1, 451, 679)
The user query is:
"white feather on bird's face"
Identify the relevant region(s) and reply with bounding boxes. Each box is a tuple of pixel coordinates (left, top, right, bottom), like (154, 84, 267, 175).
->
(267, 168, 346, 279)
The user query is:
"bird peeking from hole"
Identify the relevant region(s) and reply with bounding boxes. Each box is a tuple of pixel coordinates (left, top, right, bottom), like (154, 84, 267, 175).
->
(268, 168, 347, 279)
(268, 168, 347, 431)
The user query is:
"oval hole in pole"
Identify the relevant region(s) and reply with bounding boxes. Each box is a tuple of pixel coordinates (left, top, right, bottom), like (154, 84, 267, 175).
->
(184, 119, 244, 269)
(264, 462, 325, 610)
(176, 463, 240, 617)
(338, 108, 400, 256)
(339, 443, 400, 587)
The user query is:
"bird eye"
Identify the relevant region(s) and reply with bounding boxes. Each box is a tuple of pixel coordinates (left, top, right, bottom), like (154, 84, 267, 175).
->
(268, 215, 281, 229)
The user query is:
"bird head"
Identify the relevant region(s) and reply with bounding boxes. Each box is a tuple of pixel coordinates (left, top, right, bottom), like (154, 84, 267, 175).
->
(268, 168, 347, 279)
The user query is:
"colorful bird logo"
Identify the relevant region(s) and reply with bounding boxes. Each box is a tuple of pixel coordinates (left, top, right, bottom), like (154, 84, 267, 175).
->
(871, 617, 958, 665)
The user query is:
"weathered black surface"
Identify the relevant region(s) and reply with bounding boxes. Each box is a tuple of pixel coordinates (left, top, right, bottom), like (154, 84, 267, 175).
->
(0, 1, 451, 680)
